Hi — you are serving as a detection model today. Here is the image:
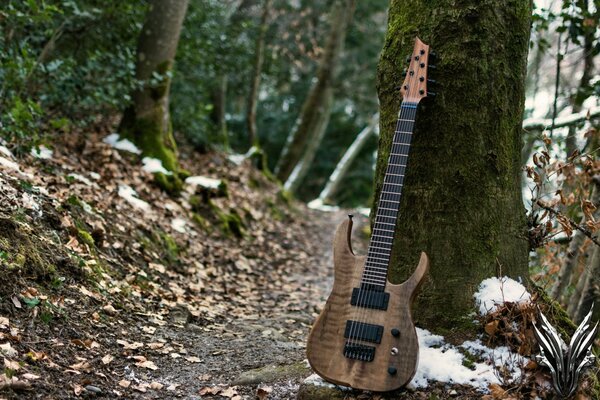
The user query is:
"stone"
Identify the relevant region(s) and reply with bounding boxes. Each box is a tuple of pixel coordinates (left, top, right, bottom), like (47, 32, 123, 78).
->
(232, 361, 311, 385)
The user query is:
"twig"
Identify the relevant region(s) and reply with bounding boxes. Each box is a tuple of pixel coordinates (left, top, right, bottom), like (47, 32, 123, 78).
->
(535, 199, 600, 247)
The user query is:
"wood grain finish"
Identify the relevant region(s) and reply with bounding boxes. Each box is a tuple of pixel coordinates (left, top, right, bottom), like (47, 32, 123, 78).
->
(307, 217, 429, 391)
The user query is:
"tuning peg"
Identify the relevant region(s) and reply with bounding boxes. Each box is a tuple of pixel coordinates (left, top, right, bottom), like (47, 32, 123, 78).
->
(427, 79, 437, 85)
(427, 91, 437, 97)
(429, 50, 438, 60)
(405, 56, 411, 63)
(428, 64, 437, 70)
(402, 69, 408, 77)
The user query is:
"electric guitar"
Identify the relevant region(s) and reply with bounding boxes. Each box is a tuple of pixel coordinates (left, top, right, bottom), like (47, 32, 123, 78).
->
(306, 37, 433, 391)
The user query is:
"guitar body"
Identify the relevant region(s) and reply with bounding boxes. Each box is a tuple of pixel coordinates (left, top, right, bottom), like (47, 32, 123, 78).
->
(307, 217, 429, 391)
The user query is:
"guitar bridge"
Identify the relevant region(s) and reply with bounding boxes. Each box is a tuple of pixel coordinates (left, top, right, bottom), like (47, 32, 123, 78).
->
(343, 343, 375, 361)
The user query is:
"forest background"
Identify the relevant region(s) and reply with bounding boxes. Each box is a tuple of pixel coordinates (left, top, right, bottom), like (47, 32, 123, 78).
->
(2, 0, 600, 358)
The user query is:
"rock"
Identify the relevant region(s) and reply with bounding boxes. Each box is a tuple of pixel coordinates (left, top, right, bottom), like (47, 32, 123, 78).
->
(232, 361, 311, 385)
(296, 374, 349, 400)
(85, 385, 102, 394)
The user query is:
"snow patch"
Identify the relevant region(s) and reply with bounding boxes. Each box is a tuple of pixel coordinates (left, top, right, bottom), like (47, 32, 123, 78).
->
(0, 146, 14, 159)
(118, 185, 150, 211)
(103, 133, 142, 154)
(21, 192, 42, 216)
(307, 198, 339, 212)
(142, 157, 172, 175)
(68, 173, 93, 186)
(89, 172, 101, 180)
(31, 146, 53, 159)
(228, 154, 246, 165)
(171, 218, 186, 233)
(185, 176, 221, 189)
(303, 374, 351, 390)
(410, 328, 527, 390)
(474, 276, 531, 315)
(0, 156, 20, 171)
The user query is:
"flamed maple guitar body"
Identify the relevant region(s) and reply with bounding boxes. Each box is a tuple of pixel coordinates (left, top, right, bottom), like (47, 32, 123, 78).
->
(306, 217, 429, 391)
(307, 37, 434, 392)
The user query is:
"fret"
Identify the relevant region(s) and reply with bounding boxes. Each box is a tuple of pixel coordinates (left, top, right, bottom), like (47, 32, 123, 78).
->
(367, 255, 389, 262)
(384, 182, 403, 187)
(363, 271, 388, 277)
(366, 260, 391, 268)
(363, 266, 388, 273)
(387, 162, 406, 167)
(377, 206, 397, 211)
(375, 221, 395, 226)
(386, 169, 406, 173)
(369, 239, 394, 246)
(373, 227, 395, 233)
(368, 246, 391, 254)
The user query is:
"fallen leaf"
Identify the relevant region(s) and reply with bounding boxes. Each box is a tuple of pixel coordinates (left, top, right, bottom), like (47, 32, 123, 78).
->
(142, 326, 156, 334)
(147, 342, 164, 350)
(101, 354, 114, 365)
(117, 340, 143, 350)
(185, 356, 202, 363)
(0, 317, 8, 329)
(20, 373, 40, 380)
(102, 304, 118, 315)
(257, 385, 272, 400)
(118, 380, 131, 388)
(69, 361, 92, 372)
(4, 359, 21, 370)
(166, 383, 179, 391)
(11, 296, 21, 309)
(221, 386, 238, 398)
(199, 386, 221, 395)
(135, 359, 158, 370)
(0, 343, 17, 358)
(73, 384, 84, 396)
(150, 381, 163, 390)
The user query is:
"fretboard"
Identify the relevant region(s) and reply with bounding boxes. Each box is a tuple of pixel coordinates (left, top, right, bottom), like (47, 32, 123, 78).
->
(362, 102, 417, 290)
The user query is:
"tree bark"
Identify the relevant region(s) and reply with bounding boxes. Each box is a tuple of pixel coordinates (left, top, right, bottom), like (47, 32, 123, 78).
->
(274, 0, 355, 184)
(246, 0, 272, 148)
(119, 0, 189, 185)
(375, 0, 532, 330)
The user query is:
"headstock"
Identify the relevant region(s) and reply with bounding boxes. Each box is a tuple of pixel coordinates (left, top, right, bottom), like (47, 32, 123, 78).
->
(399, 37, 435, 104)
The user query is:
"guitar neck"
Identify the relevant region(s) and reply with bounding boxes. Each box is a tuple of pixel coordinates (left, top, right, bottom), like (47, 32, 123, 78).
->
(362, 102, 418, 290)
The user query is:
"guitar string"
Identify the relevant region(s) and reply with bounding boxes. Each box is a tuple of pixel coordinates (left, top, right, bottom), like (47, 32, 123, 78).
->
(349, 103, 415, 354)
(348, 102, 417, 356)
(350, 104, 415, 357)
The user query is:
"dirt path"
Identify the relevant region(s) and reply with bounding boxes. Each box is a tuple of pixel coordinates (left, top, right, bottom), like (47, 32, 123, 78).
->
(144, 210, 369, 399)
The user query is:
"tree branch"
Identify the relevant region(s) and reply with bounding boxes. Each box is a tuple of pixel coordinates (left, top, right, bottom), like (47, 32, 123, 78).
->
(535, 199, 600, 247)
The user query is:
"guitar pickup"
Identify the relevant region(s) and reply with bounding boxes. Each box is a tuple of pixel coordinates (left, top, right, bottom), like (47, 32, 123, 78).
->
(350, 288, 390, 310)
(344, 320, 383, 344)
(343, 343, 375, 362)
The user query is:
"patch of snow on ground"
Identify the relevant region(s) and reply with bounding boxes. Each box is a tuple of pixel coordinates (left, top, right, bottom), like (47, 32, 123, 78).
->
(228, 153, 246, 165)
(142, 157, 171, 175)
(0, 146, 14, 159)
(89, 172, 101, 180)
(68, 173, 93, 186)
(410, 328, 527, 390)
(474, 276, 531, 315)
(307, 198, 339, 212)
(171, 218, 186, 233)
(185, 176, 221, 189)
(21, 192, 42, 216)
(103, 133, 142, 155)
(0, 156, 20, 171)
(118, 185, 150, 211)
(303, 374, 351, 390)
(31, 146, 53, 159)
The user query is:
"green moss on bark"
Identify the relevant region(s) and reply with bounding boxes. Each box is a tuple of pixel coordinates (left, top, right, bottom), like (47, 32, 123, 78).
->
(376, 0, 532, 330)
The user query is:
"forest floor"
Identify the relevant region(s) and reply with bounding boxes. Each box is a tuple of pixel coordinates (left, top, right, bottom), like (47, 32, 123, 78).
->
(0, 132, 595, 400)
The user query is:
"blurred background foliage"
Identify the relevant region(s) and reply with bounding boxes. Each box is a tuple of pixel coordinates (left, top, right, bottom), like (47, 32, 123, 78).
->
(0, 0, 386, 206)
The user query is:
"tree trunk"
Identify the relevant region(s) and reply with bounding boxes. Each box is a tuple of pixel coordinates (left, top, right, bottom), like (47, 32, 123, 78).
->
(314, 113, 379, 204)
(210, 75, 229, 149)
(565, 0, 594, 157)
(375, 0, 532, 330)
(274, 0, 355, 183)
(246, 0, 272, 148)
(119, 0, 189, 190)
